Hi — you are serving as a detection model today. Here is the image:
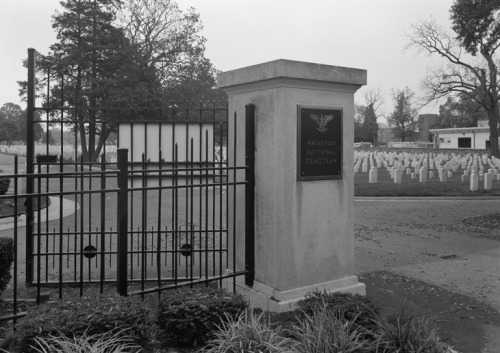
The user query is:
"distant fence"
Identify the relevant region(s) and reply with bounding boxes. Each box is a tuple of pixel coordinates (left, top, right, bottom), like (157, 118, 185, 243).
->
(387, 141, 435, 149)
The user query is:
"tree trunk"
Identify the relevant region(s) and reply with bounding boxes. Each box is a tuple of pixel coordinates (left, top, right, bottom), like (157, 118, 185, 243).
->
(91, 126, 111, 162)
(488, 107, 500, 158)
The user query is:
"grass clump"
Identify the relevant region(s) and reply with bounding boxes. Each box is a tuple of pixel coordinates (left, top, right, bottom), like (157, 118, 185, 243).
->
(203, 310, 294, 353)
(30, 328, 142, 353)
(288, 305, 376, 353)
(374, 310, 450, 353)
(296, 290, 379, 332)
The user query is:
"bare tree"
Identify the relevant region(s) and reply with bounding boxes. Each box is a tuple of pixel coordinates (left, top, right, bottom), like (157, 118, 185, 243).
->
(387, 87, 419, 142)
(406, 1, 500, 157)
(362, 88, 384, 145)
(354, 103, 365, 142)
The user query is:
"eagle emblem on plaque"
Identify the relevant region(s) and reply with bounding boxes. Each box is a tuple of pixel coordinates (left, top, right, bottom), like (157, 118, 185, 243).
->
(310, 114, 334, 133)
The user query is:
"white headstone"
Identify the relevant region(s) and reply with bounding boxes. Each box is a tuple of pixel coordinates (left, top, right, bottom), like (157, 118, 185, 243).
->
(369, 166, 378, 183)
(484, 173, 493, 190)
(394, 168, 402, 184)
(470, 172, 479, 191)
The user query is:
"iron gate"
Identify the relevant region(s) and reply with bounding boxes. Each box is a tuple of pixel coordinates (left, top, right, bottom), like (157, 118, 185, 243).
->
(14, 49, 253, 300)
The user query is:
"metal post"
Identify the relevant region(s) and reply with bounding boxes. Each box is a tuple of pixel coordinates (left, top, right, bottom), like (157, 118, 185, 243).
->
(244, 104, 255, 287)
(117, 149, 129, 296)
(26, 48, 36, 285)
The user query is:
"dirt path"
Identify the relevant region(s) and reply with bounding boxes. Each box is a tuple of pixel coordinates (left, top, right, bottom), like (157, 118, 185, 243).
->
(354, 197, 500, 353)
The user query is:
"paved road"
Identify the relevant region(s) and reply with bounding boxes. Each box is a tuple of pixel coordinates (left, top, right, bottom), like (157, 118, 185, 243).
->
(354, 196, 500, 310)
(354, 196, 500, 353)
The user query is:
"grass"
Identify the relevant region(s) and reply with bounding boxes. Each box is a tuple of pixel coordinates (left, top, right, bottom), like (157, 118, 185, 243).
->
(289, 307, 375, 353)
(203, 311, 295, 353)
(355, 166, 500, 196)
(28, 328, 142, 353)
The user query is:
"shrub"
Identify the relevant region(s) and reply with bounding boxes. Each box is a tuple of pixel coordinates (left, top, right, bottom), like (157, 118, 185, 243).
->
(203, 310, 295, 353)
(0, 237, 14, 296)
(0, 178, 10, 195)
(30, 328, 142, 353)
(296, 290, 379, 331)
(157, 286, 247, 347)
(9, 293, 157, 353)
(288, 304, 376, 353)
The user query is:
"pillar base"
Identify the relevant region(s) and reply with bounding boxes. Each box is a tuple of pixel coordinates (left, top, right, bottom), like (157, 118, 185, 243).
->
(223, 270, 365, 312)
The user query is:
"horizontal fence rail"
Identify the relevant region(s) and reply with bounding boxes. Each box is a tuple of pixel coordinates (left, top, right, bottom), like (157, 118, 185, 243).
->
(0, 48, 253, 340)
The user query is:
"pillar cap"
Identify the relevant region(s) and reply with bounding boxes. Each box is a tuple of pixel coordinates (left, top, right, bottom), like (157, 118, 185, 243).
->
(217, 59, 367, 90)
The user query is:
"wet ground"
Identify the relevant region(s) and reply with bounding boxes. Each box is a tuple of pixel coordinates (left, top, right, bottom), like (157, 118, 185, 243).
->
(354, 197, 500, 353)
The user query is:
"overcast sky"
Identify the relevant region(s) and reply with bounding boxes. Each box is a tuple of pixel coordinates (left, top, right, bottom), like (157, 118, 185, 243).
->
(0, 0, 455, 120)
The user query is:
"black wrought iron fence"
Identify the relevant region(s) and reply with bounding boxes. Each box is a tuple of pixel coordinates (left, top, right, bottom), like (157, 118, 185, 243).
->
(0, 49, 255, 338)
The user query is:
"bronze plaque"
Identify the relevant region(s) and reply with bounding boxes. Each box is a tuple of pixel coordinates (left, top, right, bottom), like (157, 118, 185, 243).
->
(297, 106, 342, 180)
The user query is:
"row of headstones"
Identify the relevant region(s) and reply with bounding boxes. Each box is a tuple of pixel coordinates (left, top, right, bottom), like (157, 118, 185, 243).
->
(355, 151, 500, 177)
(355, 151, 500, 191)
(365, 162, 499, 190)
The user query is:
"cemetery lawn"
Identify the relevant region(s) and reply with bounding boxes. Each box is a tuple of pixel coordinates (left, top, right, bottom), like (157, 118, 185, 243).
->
(355, 168, 500, 196)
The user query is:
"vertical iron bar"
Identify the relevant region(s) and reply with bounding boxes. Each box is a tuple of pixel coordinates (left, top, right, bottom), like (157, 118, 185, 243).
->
(245, 104, 256, 287)
(79, 156, 84, 296)
(26, 48, 36, 285)
(204, 131, 209, 280)
(190, 139, 194, 283)
(185, 123, 189, 280)
(198, 122, 203, 279)
(174, 145, 178, 285)
(117, 148, 129, 296)
(13, 156, 19, 325)
(141, 154, 146, 294)
(171, 113, 176, 281)
(232, 112, 237, 292)
(58, 75, 64, 299)
(129, 123, 134, 281)
(100, 155, 106, 293)
(225, 120, 229, 267)
(73, 125, 78, 283)
(36, 163, 42, 303)
(218, 121, 224, 286)
(157, 151, 163, 288)
(207, 129, 215, 276)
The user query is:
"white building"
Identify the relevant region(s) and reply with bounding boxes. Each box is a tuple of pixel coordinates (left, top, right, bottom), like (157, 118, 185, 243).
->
(430, 120, 497, 150)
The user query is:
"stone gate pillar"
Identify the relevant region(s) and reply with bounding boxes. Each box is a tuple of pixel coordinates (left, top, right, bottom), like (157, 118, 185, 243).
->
(218, 59, 367, 311)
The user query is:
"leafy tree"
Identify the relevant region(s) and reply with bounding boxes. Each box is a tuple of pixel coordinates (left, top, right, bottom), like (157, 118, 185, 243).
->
(387, 87, 419, 142)
(18, 0, 159, 161)
(406, 0, 500, 157)
(0, 103, 21, 143)
(437, 93, 488, 128)
(119, 0, 226, 106)
(47, 0, 155, 161)
(19, 0, 225, 161)
(0, 103, 43, 143)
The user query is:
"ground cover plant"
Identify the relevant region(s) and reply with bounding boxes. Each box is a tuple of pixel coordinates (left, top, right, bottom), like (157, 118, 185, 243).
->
(289, 306, 375, 353)
(3, 286, 455, 353)
(8, 292, 157, 353)
(157, 286, 247, 347)
(30, 328, 142, 353)
(202, 310, 295, 353)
